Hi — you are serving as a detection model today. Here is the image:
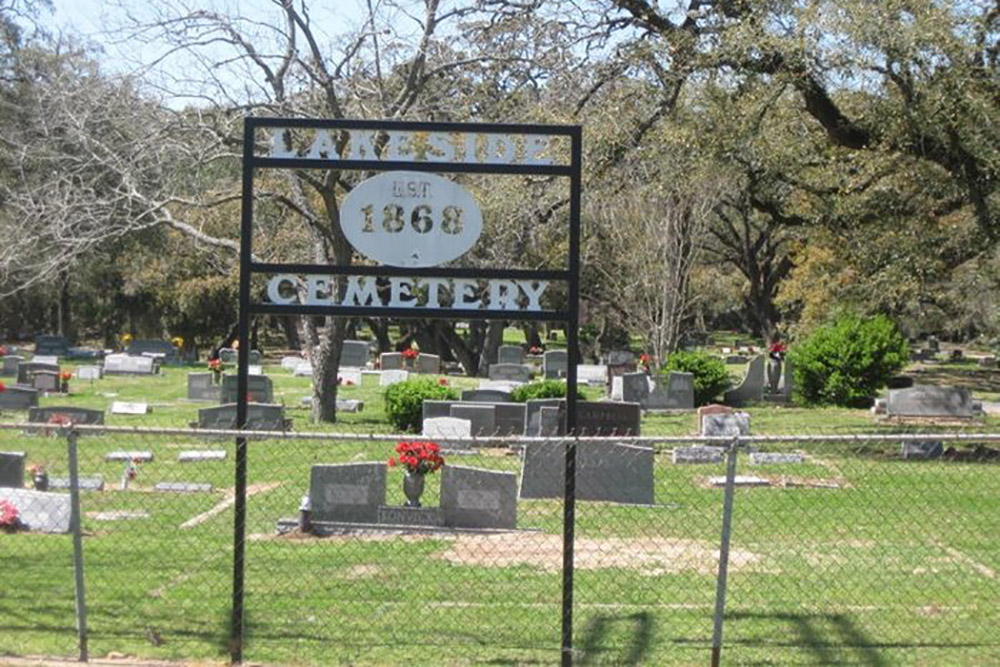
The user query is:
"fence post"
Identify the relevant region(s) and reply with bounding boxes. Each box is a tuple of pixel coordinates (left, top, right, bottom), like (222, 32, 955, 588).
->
(67, 428, 89, 662)
(711, 437, 740, 667)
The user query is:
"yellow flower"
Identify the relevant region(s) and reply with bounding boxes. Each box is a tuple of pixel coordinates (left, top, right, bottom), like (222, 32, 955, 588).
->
(171, 336, 184, 348)
(121, 333, 133, 344)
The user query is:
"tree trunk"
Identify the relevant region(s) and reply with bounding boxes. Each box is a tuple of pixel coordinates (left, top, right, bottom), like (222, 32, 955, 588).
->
(279, 316, 300, 350)
(311, 317, 347, 423)
(478, 320, 506, 376)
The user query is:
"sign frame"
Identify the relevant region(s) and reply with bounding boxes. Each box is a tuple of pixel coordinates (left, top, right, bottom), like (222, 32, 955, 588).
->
(232, 117, 582, 665)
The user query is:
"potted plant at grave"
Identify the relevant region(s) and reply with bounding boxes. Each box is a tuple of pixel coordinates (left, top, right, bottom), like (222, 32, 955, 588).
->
(59, 371, 72, 393)
(401, 347, 419, 369)
(29, 464, 48, 491)
(208, 358, 225, 384)
(0, 499, 22, 533)
(387, 441, 444, 507)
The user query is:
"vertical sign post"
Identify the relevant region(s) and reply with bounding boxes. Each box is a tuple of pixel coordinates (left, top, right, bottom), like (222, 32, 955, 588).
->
(234, 119, 582, 664)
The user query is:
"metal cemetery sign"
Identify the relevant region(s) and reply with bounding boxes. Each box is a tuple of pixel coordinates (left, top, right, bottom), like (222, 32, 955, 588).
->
(234, 118, 583, 665)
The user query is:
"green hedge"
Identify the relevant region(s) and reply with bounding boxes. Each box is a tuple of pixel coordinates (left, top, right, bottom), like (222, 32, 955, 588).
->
(660, 350, 731, 406)
(383, 377, 459, 432)
(510, 380, 567, 402)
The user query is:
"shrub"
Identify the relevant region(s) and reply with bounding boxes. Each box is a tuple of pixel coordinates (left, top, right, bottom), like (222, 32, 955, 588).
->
(790, 313, 909, 407)
(660, 350, 731, 406)
(510, 379, 567, 402)
(383, 377, 459, 432)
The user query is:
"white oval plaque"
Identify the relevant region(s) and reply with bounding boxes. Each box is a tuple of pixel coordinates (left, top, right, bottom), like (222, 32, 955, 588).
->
(340, 171, 483, 267)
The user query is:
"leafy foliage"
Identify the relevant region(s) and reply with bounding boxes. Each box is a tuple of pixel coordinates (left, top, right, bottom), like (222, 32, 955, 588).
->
(383, 377, 458, 433)
(790, 314, 910, 407)
(510, 380, 567, 402)
(660, 350, 731, 406)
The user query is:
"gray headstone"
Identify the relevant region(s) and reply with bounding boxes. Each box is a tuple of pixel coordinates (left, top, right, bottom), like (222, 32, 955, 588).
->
(577, 401, 641, 436)
(622, 373, 650, 404)
(32, 370, 59, 392)
(196, 403, 289, 431)
(672, 446, 725, 464)
(887, 386, 974, 418)
(724, 355, 766, 406)
(702, 413, 750, 437)
(450, 404, 496, 436)
(1, 355, 23, 377)
(380, 352, 404, 370)
(248, 349, 262, 365)
(461, 389, 513, 403)
(493, 402, 527, 436)
(281, 356, 304, 370)
(0, 488, 70, 533)
(0, 451, 25, 488)
(524, 398, 565, 436)
(543, 350, 568, 379)
(187, 373, 222, 401)
(178, 450, 227, 462)
(17, 361, 60, 385)
(28, 406, 105, 426)
(338, 368, 362, 385)
(105, 451, 154, 462)
(154, 482, 213, 493)
(76, 365, 102, 381)
(377, 506, 444, 527)
(519, 441, 654, 504)
(220, 374, 274, 404)
(103, 353, 157, 375)
(218, 348, 237, 363)
(66, 346, 102, 360)
(607, 350, 635, 366)
(421, 400, 455, 424)
(0, 386, 40, 410)
(339, 340, 369, 368)
(901, 441, 944, 460)
(577, 364, 608, 386)
(749, 452, 804, 465)
(498, 345, 525, 365)
(488, 363, 532, 383)
(441, 465, 517, 529)
(309, 463, 386, 523)
(644, 372, 695, 410)
(336, 399, 364, 413)
(539, 406, 563, 436)
(414, 353, 441, 374)
(49, 476, 105, 491)
(127, 339, 180, 364)
(34, 335, 70, 357)
(379, 369, 410, 386)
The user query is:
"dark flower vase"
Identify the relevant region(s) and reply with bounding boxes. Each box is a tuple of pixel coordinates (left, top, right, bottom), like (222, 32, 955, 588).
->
(403, 472, 425, 507)
(33, 472, 49, 492)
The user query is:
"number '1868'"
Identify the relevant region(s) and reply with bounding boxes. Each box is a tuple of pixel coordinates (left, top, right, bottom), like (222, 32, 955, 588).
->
(360, 204, 464, 234)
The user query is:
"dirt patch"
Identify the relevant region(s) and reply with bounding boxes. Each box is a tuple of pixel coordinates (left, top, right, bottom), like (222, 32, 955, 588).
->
(434, 533, 760, 575)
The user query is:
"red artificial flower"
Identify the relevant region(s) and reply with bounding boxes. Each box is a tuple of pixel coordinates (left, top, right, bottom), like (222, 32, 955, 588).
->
(0, 500, 19, 528)
(529, 346, 543, 355)
(0, 345, 6, 357)
(388, 458, 397, 467)
(438, 377, 448, 386)
(208, 359, 222, 370)
(401, 348, 419, 360)
(0, 381, 6, 393)
(639, 353, 651, 364)
(389, 441, 445, 474)
(60, 372, 72, 381)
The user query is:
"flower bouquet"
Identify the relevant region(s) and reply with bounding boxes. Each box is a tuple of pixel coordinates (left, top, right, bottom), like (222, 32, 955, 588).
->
(388, 441, 444, 507)
(0, 499, 21, 533)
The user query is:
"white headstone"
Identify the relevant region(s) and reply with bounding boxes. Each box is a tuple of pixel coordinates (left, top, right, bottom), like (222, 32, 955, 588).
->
(281, 356, 304, 370)
(422, 416, 472, 439)
(379, 369, 410, 386)
(111, 401, 149, 415)
(293, 362, 313, 377)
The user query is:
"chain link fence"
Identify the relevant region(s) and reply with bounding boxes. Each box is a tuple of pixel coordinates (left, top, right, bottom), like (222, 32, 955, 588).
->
(1, 422, 998, 664)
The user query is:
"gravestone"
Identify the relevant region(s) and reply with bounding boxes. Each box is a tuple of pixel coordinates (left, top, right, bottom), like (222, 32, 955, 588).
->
(607, 350, 636, 377)
(493, 402, 527, 436)
(66, 346, 102, 360)
(196, 403, 290, 431)
(524, 398, 565, 436)
(708, 475, 771, 488)
(49, 476, 105, 491)
(0, 451, 25, 488)
(1, 354, 23, 377)
(248, 365, 263, 376)
(422, 400, 455, 424)
(450, 404, 496, 436)
(379, 369, 410, 386)
(309, 463, 386, 523)
(724, 355, 766, 406)
(488, 364, 532, 383)
(672, 446, 725, 464)
(926, 335, 940, 352)
(293, 362, 313, 376)
(498, 345, 525, 365)
(105, 451, 154, 462)
(187, 373, 222, 401)
(155, 482, 213, 493)
(218, 348, 237, 363)
(103, 353, 157, 375)
(32, 355, 59, 365)
(610, 376, 624, 401)
(380, 352, 404, 370)
(281, 356, 304, 370)
(111, 401, 149, 415)
(0, 488, 70, 533)
(248, 349, 262, 365)
(127, 339, 180, 364)
(340, 340, 369, 368)
(422, 416, 472, 440)
(76, 365, 102, 381)
(539, 406, 562, 436)
(577, 365, 608, 386)
(441, 465, 517, 529)
(702, 413, 750, 437)
(336, 399, 364, 413)
(543, 350, 568, 379)
(32, 370, 59, 392)
(647, 372, 695, 410)
(461, 389, 513, 403)
(377, 506, 444, 527)
(750, 452, 805, 465)
(886, 386, 974, 418)
(179, 450, 227, 462)
(577, 401, 642, 436)
(414, 353, 441, 374)
(0, 386, 39, 410)
(220, 374, 274, 403)
(519, 441, 655, 504)
(478, 379, 521, 392)
(697, 404, 733, 434)
(28, 406, 104, 426)
(901, 441, 944, 460)
(34, 335, 70, 357)
(338, 368, 362, 386)
(622, 373, 650, 405)
(17, 361, 59, 385)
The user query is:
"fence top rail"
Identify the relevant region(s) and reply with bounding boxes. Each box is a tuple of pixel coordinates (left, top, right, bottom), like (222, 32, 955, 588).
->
(3, 421, 1000, 446)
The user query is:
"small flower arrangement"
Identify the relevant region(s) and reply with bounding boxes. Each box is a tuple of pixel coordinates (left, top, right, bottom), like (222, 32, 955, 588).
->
(29, 464, 48, 491)
(437, 377, 449, 386)
(0, 380, 6, 394)
(29, 464, 45, 476)
(529, 346, 544, 355)
(0, 499, 21, 533)
(388, 441, 444, 475)
(60, 371, 72, 392)
(401, 348, 419, 360)
(208, 358, 225, 381)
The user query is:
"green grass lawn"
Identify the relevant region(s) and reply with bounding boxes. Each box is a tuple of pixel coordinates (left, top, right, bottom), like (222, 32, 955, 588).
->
(1, 360, 999, 664)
